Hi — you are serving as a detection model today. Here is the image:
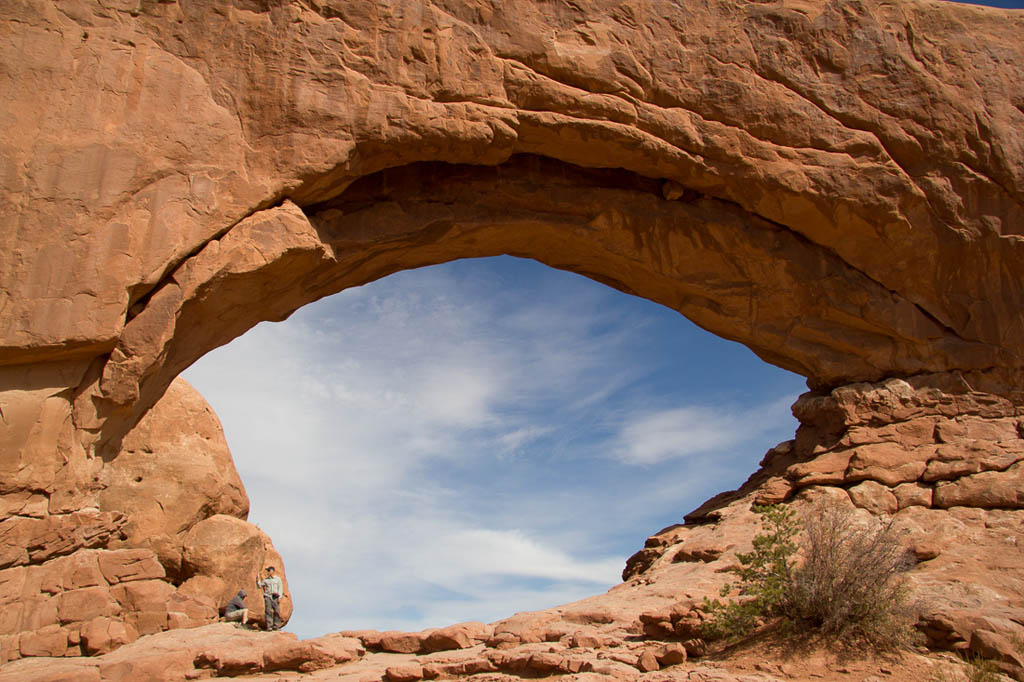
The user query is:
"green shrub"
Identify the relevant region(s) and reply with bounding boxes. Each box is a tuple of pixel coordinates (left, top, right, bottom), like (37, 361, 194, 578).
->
(701, 500, 915, 650)
(700, 503, 800, 640)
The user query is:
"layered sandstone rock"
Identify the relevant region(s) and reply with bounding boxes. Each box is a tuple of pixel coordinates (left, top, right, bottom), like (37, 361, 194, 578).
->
(1, 0, 1021, 456)
(0, 378, 289, 664)
(98, 378, 249, 579)
(1, 0, 1023, 677)
(625, 376, 1024, 673)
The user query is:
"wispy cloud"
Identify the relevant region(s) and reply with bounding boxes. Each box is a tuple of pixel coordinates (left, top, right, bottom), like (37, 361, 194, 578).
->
(611, 397, 794, 466)
(183, 256, 805, 637)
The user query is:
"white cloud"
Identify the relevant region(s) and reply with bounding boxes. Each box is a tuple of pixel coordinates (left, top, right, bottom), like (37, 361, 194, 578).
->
(615, 407, 736, 465)
(415, 363, 500, 427)
(611, 394, 797, 466)
(496, 426, 555, 454)
(415, 527, 623, 585)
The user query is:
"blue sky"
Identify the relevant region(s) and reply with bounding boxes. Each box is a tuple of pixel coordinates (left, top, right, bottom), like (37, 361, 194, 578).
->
(183, 256, 807, 638)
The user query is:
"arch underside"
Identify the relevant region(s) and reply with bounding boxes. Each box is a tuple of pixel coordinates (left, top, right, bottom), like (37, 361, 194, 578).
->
(82, 150, 1019, 459)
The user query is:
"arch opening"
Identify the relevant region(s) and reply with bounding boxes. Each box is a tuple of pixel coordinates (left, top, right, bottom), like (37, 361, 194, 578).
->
(181, 255, 807, 638)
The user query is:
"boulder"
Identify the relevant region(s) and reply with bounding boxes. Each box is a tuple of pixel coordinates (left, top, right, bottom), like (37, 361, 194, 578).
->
(970, 629, 1024, 668)
(636, 649, 660, 672)
(655, 642, 687, 666)
(848, 480, 899, 515)
(422, 622, 489, 652)
(893, 483, 933, 510)
(179, 515, 291, 626)
(378, 631, 426, 654)
(56, 587, 120, 625)
(99, 378, 249, 577)
(845, 443, 929, 487)
(933, 463, 1024, 509)
(385, 663, 424, 682)
(80, 618, 138, 656)
(97, 550, 166, 585)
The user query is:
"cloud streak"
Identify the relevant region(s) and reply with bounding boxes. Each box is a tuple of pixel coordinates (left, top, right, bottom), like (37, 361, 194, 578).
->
(612, 397, 795, 466)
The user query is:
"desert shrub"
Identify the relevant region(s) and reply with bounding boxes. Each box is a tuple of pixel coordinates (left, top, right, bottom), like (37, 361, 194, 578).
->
(965, 656, 1003, 682)
(782, 499, 916, 648)
(702, 500, 915, 650)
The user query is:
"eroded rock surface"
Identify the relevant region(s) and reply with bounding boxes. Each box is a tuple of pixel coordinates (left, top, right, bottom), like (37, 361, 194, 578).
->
(98, 378, 249, 579)
(1, 0, 1023, 679)
(0, 378, 290, 664)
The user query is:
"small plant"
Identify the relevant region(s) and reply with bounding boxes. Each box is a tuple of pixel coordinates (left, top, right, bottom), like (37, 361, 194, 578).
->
(966, 655, 1002, 682)
(701, 499, 916, 650)
(700, 503, 801, 640)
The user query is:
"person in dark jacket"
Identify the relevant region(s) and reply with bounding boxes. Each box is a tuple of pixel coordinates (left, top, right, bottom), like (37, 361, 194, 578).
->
(224, 589, 249, 626)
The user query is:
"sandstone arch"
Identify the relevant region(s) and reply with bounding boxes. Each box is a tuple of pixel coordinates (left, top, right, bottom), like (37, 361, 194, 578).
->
(2, 0, 1023, 670)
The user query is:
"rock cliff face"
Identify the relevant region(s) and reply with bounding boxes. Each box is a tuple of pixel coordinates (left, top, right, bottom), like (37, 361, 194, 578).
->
(1, 0, 1023, 677)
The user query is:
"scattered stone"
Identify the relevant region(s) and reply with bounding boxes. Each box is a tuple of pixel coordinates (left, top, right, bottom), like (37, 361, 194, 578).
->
(654, 642, 686, 666)
(636, 650, 660, 672)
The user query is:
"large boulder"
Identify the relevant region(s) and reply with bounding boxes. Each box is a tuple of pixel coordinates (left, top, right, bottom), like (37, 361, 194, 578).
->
(98, 377, 249, 578)
(179, 516, 292, 628)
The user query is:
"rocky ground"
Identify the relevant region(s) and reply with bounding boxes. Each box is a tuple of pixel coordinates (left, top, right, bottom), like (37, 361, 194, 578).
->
(0, 620, 956, 682)
(0, 544, 1009, 682)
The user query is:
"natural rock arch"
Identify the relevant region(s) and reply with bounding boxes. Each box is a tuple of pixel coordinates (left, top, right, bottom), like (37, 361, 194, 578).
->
(1, 0, 1023, 672)
(90, 152, 1018, 458)
(2, 0, 1021, 446)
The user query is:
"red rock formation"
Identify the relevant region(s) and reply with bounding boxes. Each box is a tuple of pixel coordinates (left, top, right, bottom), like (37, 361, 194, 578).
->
(1, 0, 1023, 678)
(98, 378, 249, 579)
(0, 377, 289, 663)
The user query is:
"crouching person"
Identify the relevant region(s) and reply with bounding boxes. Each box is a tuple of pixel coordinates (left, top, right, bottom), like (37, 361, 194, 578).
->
(224, 589, 249, 627)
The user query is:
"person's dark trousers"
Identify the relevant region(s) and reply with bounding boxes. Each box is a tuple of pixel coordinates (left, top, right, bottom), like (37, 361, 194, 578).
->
(264, 595, 280, 630)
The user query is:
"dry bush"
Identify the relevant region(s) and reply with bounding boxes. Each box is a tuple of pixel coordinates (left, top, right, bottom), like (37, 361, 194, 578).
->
(702, 500, 917, 651)
(783, 499, 916, 649)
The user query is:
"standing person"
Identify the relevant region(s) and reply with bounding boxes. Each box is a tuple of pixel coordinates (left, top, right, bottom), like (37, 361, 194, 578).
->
(223, 589, 249, 627)
(257, 566, 284, 630)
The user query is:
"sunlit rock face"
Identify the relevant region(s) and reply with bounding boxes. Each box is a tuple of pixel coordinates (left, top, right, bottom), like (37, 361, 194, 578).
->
(1, 0, 1023, 670)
